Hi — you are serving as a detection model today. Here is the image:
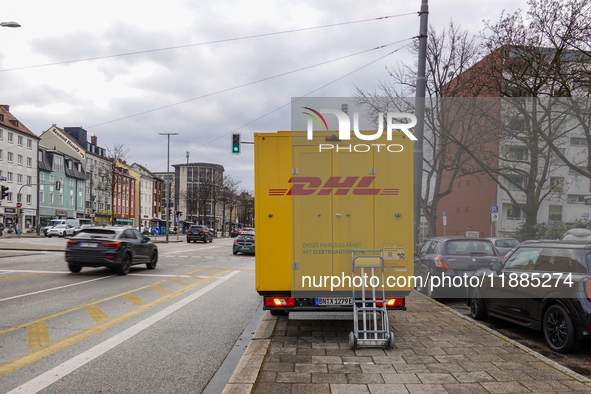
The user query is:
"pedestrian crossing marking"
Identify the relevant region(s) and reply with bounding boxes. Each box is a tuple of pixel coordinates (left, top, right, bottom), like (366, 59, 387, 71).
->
(170, 278, 189, 286)
(151, 285, 171, 294)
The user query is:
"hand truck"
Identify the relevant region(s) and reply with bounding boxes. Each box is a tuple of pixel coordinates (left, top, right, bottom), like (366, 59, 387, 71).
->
(348, 249, 395, 350)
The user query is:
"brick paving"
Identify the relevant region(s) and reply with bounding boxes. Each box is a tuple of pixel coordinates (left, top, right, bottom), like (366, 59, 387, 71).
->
(225, 292, 591, 393)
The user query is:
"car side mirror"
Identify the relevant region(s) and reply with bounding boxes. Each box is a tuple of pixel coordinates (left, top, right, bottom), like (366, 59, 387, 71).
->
(144, 237, 150, 242)
(490, 261, 502, 274)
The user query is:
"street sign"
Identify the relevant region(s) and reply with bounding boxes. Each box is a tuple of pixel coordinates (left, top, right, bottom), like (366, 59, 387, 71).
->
(442, 211, 446, 217)
(16, 202, 21, 208)
(491, 205, 498, 213)
(491, 212, 499, 223)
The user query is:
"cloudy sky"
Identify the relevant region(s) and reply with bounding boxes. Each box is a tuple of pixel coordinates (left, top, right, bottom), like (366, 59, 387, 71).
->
(0, 0, 527, 192)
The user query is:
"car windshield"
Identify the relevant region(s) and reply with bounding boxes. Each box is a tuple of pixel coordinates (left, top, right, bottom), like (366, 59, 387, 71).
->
(444, 240, 495, 255)
(189, 227, 204, 231)
(47, 221, 62, 227)
(495, 239, 519, 248)
(52, 224, 67, 229)
(72, 229, 117, 239)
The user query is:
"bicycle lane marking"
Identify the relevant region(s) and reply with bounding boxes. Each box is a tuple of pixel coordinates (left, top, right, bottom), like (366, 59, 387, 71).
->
(1, 269, 238, 386)
(6, 270, 240, 393)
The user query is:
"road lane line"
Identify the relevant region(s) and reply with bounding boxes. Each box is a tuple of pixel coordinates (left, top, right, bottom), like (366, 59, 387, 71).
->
(161, 245, 223, 256)
(123, 294, 145, 306)
(0, 267, 213, 336)
(170, 278, 189, 286)
(27, 323, 50, 351)
(85, 306, 109, 324)
(0, 273, 47, 281)
(0, 275, 116, 303)
(5, 270, 240, 393)
(150, 285, 170, 294)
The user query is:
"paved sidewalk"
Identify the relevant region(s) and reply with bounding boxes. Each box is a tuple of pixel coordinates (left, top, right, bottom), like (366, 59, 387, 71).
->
(225, 293, 591, 394)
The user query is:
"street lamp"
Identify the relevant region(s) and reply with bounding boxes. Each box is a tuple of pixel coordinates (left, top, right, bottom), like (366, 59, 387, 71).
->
(1, 21, 21, 28)
(159, 132, 178, 243)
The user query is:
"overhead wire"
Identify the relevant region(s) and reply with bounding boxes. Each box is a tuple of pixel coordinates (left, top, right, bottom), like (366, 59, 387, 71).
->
(149, 40, 416, 170)
(0, 13, 418, 73)
(86, 37, 416, 129)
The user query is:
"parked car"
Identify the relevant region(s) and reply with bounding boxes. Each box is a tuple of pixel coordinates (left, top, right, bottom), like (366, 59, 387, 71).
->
(65, 226, 158, 275)
(240, 227, 255, 235)
(47, 224, 76, 238)
(468, 240, 591, 353)
(230, 228, 240, 237)
(186, 225, 213, 243)
(233, 233, 255, 255)
(415, 237, 501, 298)
(486, 237, 520, 256)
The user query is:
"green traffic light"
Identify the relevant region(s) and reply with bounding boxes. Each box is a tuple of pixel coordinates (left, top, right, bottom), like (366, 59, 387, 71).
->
(233, 147, 239, 152)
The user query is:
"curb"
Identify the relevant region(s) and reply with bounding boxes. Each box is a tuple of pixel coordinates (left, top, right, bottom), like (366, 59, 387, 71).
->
(222, 311, 278, 394)
(416, 291, 591, 383)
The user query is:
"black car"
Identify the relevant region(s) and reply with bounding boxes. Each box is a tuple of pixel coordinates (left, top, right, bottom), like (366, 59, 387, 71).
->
(233, 233, 255, 255)
(186, 226, 213, 243)
(415, 237, 501, 298)
(65, 226, 158, 275)
(230, 228, 240, 237)
(468, 240, 591, 353)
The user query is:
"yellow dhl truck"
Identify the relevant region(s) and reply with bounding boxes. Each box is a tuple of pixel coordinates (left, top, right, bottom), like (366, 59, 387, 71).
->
(254, 130, 414, 317)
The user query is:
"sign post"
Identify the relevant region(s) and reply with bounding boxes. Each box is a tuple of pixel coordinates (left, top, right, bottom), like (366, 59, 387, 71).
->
(490, 205, 499, 237)
(442, 211, 447, 236)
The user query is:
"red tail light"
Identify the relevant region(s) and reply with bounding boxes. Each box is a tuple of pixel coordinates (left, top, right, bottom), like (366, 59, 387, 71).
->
(434, 256, 450, 269)
(386, 298, 405, 308)
(200, 232, 205, 234)
(234, 239, 237, 243)
(585, 278, 591, 301)
(265, 297, 294, 307)
(67, 240, 78, 246)
(187, 231, 192, 235)
(100, 242, 121, 248)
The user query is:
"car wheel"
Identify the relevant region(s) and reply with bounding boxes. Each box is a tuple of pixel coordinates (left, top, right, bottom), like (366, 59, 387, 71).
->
(233, 250, 238, 255)
(118, 254, 132, 275)
(187, 240, 190, 243)
(146, 251, 158, 270)
(543, 303, 582, 353)
(68, 264, 82, 273)
(47, 235, 52, 238)
(209, 237, 213, 243)
(469, 288, 488, 320)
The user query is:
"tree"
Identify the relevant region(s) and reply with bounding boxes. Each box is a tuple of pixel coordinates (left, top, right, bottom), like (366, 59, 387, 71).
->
(237, 190, 254, 227)
(356, 21, 483, 238)
(218, 175, 240, 235)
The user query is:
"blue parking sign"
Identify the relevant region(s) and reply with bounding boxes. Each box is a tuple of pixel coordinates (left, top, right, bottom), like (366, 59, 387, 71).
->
(491, 205, 498, 213)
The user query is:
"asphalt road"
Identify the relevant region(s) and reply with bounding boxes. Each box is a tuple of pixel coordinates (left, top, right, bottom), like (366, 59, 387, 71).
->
(0, 236, 261, 394)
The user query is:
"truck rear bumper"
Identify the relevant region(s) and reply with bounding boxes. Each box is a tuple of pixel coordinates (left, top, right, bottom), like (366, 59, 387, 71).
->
(260, 293, 409, 312)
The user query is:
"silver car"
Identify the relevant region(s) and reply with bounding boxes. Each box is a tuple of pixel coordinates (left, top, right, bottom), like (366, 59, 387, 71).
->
(47, 224, 75, 238)
(486, 237, 520, 256)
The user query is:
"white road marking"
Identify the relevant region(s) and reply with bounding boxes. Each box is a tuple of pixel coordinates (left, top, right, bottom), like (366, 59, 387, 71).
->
(7, 270, 240, 394)
(0, 275, 116, 302)
(161, 245, 222, 256)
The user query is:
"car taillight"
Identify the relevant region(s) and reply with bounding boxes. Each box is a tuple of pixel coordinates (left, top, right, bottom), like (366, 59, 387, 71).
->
(585, 278, 591, 301)
(67, 240, 78, 246)
(187, 231, 192, 235)
(100, 242, 121, 248)
(265, 297, 294, 307)
(234, 240, 238, 243)
(433, 256, 450, 269)
(200, 232, 205, 234)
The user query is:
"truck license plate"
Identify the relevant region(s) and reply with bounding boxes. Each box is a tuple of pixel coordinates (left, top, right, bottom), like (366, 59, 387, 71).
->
(316, 297, 353, 306)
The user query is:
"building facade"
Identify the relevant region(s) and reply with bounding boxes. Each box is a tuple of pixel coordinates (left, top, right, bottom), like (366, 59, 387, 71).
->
(0, 105, 40, 231)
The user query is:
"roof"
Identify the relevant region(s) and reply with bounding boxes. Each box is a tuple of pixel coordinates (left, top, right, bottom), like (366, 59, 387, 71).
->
(172, 162, 225, 172)
(0, 105, 39, 139)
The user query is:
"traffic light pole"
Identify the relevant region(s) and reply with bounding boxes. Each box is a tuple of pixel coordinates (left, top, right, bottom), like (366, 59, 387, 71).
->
(15, 181, 61, 238)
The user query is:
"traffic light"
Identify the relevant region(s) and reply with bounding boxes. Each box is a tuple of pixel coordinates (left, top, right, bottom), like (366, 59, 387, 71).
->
(232, 133, 241, 154)
(1, 186, 8, 200)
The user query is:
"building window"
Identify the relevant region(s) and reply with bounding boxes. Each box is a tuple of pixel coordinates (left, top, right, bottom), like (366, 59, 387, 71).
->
(27, 157, 32, 167)
(7, 172, 13, 182)
(39, 191, 44, 203)
(506, 147, 528, 161)
(571, 137, 587, 146)
(17, 155, 22, 165)
(508, 175, 523, 190)
(39, 173, 45, 183)
(0, 129, 3, 139)
(38, 151, 43, 161)
(0, 150, 2, 161)
(7, 132, 13, 143)
(26, 195, 31, 204)
(550, 177, 564, 192)
(506, 205, 521, 219)
(567, 194, 586, 204)
(50, 193, 54, 204)
(17, 135, 22, 146)
(17, 193, 21, 202)
(551, 148, 566, 165)
(70, 195, 73, 206)
(70, 179, 74, 189)
(17, 174, 22, 184)
(7, 152, 13, 163)
(7, 192, 12, 202)
(27, 176, 31, 185)
(59, 194, 63, 205)
(548, 205, 563, 222)
(50, 175, 54, 184)
(27, 139, 32, 149)
(54, 156, 63, 172)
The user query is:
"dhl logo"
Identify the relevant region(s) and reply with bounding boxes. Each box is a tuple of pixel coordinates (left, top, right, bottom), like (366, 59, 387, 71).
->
(269, 177, 399, 196)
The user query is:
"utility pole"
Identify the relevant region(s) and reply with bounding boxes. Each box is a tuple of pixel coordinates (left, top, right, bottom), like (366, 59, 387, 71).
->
(159, 132, 179, 243)
(414, 0, 429, 251)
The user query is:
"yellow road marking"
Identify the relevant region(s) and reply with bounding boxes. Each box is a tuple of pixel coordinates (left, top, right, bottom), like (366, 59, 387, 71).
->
(150, 285, 170, 294)
(0, 273, 47, 281)
(85, 306, 109, 323)
(0, 268, 212, 336)
(27, 322, 50, 351)
(123, 294, 145, 306)
(170, 278, 189, 286)
(187, 274, 204, 279)
(0, 270, 232, 378)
